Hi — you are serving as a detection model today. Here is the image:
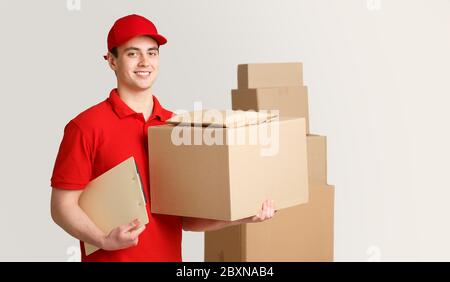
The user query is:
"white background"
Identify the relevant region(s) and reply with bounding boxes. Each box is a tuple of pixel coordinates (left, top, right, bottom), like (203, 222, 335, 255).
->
(0, 0, 449, 261)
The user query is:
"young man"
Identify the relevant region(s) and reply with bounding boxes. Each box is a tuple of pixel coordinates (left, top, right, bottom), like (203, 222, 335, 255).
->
(50, 14, 275, 262)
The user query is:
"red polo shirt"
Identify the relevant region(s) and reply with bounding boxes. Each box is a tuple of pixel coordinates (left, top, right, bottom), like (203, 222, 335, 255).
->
(51, 89, 182, 262)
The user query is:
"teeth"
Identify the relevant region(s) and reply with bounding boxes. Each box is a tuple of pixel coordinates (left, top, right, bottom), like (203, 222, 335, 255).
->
(136, 71, 150, 76)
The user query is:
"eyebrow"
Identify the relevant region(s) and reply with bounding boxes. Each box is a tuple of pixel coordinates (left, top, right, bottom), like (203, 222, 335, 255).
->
(124, 47, 159, 52)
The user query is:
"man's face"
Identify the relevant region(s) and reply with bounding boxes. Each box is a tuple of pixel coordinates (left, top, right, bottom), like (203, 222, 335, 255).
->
(108, 36, 160, 92)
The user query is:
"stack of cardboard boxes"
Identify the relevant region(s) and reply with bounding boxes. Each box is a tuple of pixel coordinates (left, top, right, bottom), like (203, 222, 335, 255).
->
(204, 62, 335, 262)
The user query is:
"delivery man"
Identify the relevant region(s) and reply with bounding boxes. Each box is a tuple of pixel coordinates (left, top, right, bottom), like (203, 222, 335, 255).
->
(50, 14, 275, 262)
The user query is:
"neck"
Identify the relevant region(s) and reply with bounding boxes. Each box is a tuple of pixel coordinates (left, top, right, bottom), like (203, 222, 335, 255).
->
(117, 83, 154, 121)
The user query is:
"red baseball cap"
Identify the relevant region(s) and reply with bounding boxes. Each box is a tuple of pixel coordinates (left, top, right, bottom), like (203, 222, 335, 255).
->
(104, 14, 167, 60)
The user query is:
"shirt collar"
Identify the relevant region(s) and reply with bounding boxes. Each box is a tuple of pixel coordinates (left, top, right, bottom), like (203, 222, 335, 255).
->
(107, 88, 173, 122)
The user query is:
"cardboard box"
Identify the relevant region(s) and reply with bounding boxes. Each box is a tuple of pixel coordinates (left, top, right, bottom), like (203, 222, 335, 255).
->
(147, 111, 309, 221)
(231, 86, 310, 133)
(204, 184, 334, 262)
(204, 134, 333, 262)
(237, 62, 303, 89)
(307, 135, 328, 186)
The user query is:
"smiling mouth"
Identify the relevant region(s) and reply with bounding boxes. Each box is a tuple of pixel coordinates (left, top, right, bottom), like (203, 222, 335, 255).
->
(134, 71, 151, 77)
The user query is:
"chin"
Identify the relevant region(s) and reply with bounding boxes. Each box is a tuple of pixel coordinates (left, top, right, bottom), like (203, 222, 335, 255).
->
(128, 80, 152, 90)
(135, 84, 153, 91)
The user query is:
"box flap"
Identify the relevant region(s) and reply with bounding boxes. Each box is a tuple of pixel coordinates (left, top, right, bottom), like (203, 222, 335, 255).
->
(167, 110, 279, 128)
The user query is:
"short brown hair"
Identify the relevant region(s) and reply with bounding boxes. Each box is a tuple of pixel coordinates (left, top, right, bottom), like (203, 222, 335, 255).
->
(110, 47, 118, 58)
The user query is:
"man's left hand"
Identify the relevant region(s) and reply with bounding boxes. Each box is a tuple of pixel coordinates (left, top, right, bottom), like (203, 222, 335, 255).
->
(238, 199, 276, 224)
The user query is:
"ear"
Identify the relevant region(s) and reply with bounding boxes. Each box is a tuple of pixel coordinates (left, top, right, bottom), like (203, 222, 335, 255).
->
(106, 52, 118, 72)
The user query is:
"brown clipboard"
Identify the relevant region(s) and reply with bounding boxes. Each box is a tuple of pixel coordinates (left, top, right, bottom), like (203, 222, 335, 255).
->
(79, 156, 149, 256)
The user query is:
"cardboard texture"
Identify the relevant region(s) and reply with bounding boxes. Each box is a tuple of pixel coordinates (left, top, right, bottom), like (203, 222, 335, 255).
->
(238, 63, 303, 89)
(204, 184, 334, 262)
(307, 135, 328, 186)
(231, 86, 310, 133)
(204, 134, 333, 261)
(79, 157, 149, 256)
(148, 112, 309, 221)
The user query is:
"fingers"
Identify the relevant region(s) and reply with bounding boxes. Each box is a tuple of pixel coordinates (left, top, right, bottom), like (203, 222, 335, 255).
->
(252, 201, 265, 222)
(263, 200, 270, 219)
(266, 200, 275, 219)
(121, 219, 145, 242)
(269, 200, 276, 217)
(103, 219, 146, 251)
(128, 224, 146, 240)
(122, 218, 141, 233)
(262, 200, 274, 220)
(253, 200, 276, 222)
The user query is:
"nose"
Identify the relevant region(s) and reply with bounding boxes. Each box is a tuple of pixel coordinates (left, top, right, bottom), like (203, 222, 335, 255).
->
(138, 54, 150, 67)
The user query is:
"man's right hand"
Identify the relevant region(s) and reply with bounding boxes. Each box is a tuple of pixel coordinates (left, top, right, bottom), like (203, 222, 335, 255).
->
(100, 219, 146, 251)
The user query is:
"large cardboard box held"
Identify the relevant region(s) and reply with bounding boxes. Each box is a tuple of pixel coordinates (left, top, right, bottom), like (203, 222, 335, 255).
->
(147, 110, 309, 221)
(204, 134, 333, 261)
(231, 86, 310, 133)
(238, 62, 303, 89)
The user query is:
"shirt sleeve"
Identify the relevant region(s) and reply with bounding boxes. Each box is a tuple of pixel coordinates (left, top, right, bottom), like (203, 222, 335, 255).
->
(50, 120, 93, 190)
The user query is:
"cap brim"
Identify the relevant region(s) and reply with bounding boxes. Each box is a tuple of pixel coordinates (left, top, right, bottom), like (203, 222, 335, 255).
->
(148, 34, 167, 46)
